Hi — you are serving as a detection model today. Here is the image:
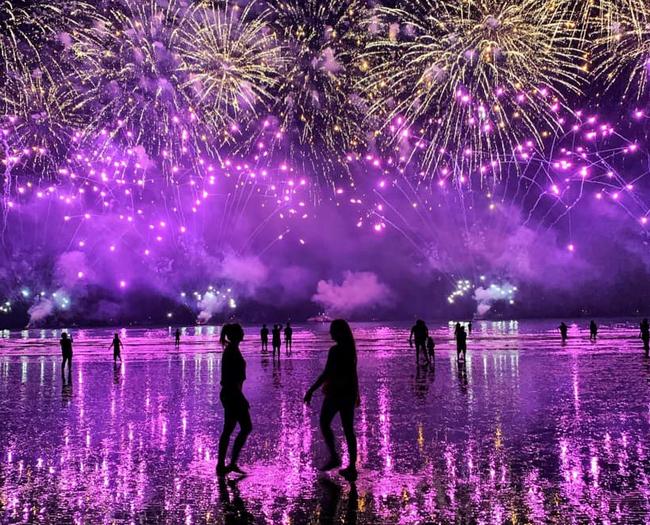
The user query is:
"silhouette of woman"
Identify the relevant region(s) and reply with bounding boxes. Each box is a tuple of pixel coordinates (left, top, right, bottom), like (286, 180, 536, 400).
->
(60, 332, 73, 380)
(217, 324, 252, 476)
(304, 319, 360, 481)
(409, 319, 429, 365)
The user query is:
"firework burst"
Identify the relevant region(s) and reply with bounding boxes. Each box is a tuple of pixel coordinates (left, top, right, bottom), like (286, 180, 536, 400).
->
(178, 1, 284, 146)
(362, 0, 585, 178)
(266, 0, 371, 187)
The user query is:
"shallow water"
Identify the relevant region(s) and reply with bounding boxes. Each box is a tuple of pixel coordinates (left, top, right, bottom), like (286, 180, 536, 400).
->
(1, 320, 650, 524)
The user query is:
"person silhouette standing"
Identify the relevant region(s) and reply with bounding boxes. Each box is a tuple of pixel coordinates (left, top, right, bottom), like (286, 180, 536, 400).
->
(640, 318, 650, 356)
(304, 319, 359, 481)
(60, 332, 73, 381)
(272, 324, 282, 358)
(457, 326, 467, 361)
(559, 322, 569, 343)
(109, 332, 124, 363)
(260, 324, 269, 352)
(589, 320, 598, 341)
(217, 324, 252, 476)
(174, 328, 181, 347)
(284, 322, 293, 354)
(409, 320, 429, 365)
(468, 321, 473, 334)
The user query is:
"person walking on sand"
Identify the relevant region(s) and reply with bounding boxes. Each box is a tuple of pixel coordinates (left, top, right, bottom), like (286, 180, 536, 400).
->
(174, 328, 181, 347)
(109, 332, 124, 363)
(640, 318, 650, 356)
(284, 322, 293, 354)
(60, 332, 73, 380)
(260, 324, 269, 352)
(589, 320, 598, 341)
(409, 319, 429, 365)
(457, 326, 467, 361)
(217, 324, 252, 476)
(304, 319, 360, 482)
(559, 322, 569, 343)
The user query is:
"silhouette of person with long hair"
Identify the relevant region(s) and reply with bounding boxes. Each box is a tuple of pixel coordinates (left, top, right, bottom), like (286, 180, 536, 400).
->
(219, 324, 230, 350)
(640, 318, 650, 356)
(60, 332, 73, 381)
(174, 328, 181, 348)
(284, 322, 293, 354)
(109, 332, 124, 363)
(272, 324, 281, 358)
(260, 324, 269, 352)
(457, 326, 467, 361)
(304, 319, 359, 481)
(559, 322, 568, 343)
(589, 320, 598, 341)
(409, 319, 429, 365)
(217, 323, 252, 476)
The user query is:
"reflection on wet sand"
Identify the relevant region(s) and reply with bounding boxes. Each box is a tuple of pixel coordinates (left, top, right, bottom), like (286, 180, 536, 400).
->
(1, 321, 649, 523)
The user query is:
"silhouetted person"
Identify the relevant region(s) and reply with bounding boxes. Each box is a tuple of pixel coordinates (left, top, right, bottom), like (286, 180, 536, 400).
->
(109, 333, 124, 363)
(426, 335, 435, 364)
(284, 322, 293, 353)
(304, 319, 359, 481)
(217, 323, 252, 476)
(454, 322, 462, 340)
(559, 322, 568, 343)
(456, 326, 467, 361)
(640, 318, 650, 356)
(260, 324, 269, 352)
(468, 321, 473, 334)
(174, 328, 181, 347)
(271, 324, 281, 358)
(589, 320, 598, 341)
(60, 332, 73, 380)
(409, 319, 429, 364)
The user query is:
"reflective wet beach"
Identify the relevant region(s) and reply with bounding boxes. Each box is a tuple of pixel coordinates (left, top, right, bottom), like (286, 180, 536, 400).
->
(1, 320, 650, 524)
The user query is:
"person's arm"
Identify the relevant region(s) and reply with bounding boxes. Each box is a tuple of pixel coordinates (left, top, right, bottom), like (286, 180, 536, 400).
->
(304, 349, 333, 404)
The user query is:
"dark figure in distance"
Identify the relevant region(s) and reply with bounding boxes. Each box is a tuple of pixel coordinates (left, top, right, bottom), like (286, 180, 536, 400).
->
(109, 332, 124, 363)
(60, 332, 73, 380)
(559, 322, 569, 343)
(454, 322, 462, 340)
(284, 322, 293, 353)
(217, 323, 252, 476)
(589, 320, 598, 341)
(304, 319, 360, 482)
(271, 324, 282, 358)
(468, 321, 473, 334)
(456, 326, 467, 361)
(174, 328, 181, 347)
(409, 319, 429, 365)
(640, 318, 650, 356)
(260, 324, 269, 352)
(426, 336, 435, 364)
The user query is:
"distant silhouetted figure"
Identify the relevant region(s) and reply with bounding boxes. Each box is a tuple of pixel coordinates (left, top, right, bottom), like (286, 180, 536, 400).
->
(559, 322, 568, 343)
(454, 322, 462, 340)
(271, 324, 281, 357)
(468, 321, 473, 334)
(60, 332, 73, 380)
(109, 333, 124, 363)
(217, 323, 252, 477)
(456, 326, 467, 361)
(174, 328, 181, 347)
(640, 318, 650, 356)
(304, 319, 359, 482)
(260, 324, 269, 352)
(284, 322, 293, 353)
(589, 320, 598, 341)
(426, 336, 435, 364)
(409, 319, 429, 364)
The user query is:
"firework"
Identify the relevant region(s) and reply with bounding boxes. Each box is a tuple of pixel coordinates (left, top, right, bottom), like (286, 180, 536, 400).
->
(178, 1, 284, 146)
(591, 1, 650, 101)
(266, 0, 371, 187)
(362, 0, 585, 177)
(69, 0, 208, 171)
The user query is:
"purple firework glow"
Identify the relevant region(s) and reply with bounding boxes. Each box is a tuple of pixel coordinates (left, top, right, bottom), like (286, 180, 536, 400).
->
(1, 0, 650, 327)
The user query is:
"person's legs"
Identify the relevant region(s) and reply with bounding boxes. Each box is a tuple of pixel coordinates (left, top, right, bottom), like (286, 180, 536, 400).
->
(230, 404, 252, 468)
(61, 356, 68, 377)
(218, 404, 238, 472)
(339, 402, 357, 468)
(319, 397, 340, 468)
